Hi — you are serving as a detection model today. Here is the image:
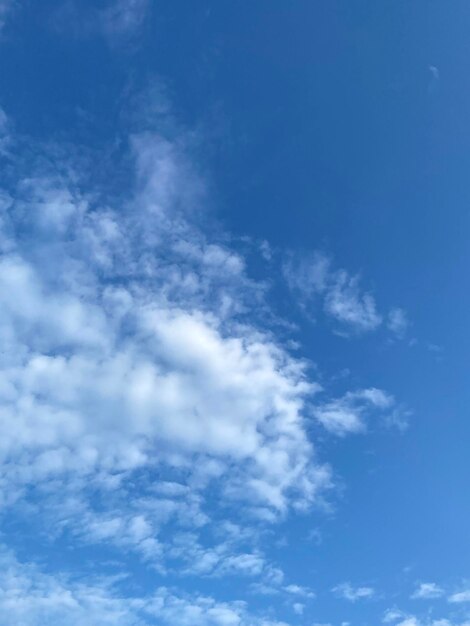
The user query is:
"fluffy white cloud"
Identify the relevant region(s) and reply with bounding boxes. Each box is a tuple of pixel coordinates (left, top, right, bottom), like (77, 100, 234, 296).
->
(332, 582, 375, 601)
(0, 97, 402, 625)
(411, 582, 444, 600)
(0, 128, 332, 519)
(0, 106, 348, 625)
(283, 584, 315, 599)
(449, 589, 470, 603)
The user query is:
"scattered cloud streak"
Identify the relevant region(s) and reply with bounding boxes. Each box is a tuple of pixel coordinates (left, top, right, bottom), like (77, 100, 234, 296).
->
(0, 0, 15, 32)
(313, 388, 395, 436)
(283, 252, 406, 336)
(51, 0, 150, 42)
(0, 546, 291, 626)
(384, 607, 470, 626)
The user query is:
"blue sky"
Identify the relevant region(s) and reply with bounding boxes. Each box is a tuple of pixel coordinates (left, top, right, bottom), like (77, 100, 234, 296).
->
(0, 2, 470, 625)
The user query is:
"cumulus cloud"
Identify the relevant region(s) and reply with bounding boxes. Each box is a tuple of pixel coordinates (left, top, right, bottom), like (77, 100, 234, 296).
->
(0, 125, 332, 518)
(332, 582, 375, 601)
(0, 91, 402, 625)
(284, 584, 315, 599)
(411, 582, 444, 600)
(383, 609, 470, 626)
(449, 589, 470, 603)
(0, 100, 350, 626)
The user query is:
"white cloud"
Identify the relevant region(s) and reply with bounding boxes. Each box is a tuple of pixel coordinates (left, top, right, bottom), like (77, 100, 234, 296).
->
(0, 129, 333, 519)
(313, 388, 394, 436)
(332, 582, 375, 601)
(292, 602, 304, 615)
(283, 584, 315, 599)
(324, 270, 382, 333)
(384, 609, 408, 623)
(449, 589, 470, 603)
(383, 608, 470, 626)
(388, 308, 409, 339)
(0, 92, 405, 626)
(0, 102, 356, 626)
(411, 582, 444, 600)
(283, 252, 405, 335)
(283, 252, 331, 301)
(0, 546, 292, 626)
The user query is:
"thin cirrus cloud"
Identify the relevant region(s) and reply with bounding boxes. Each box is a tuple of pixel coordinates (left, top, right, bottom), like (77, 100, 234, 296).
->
(101, 0, 150, 37)
(50, 0, 150, 41)
(283, 252, 408, 337)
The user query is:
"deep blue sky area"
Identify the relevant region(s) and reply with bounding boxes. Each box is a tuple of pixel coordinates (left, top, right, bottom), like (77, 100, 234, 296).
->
(1, 3, 470, 626)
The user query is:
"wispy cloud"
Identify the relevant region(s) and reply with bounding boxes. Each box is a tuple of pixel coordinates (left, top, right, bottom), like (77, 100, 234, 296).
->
(383, 607, 470, 626)
(0, 0, 15, 32)
(313, 388, 394, 436)
(283, 252, 406, 336)
(324, 269, 382, 333)
(448, 588, 470, 603)
(388, 307, 409, 339)
(0, 545, 292, 626)
(50, 0, 150, 43)
(101, 0, 149, 37)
